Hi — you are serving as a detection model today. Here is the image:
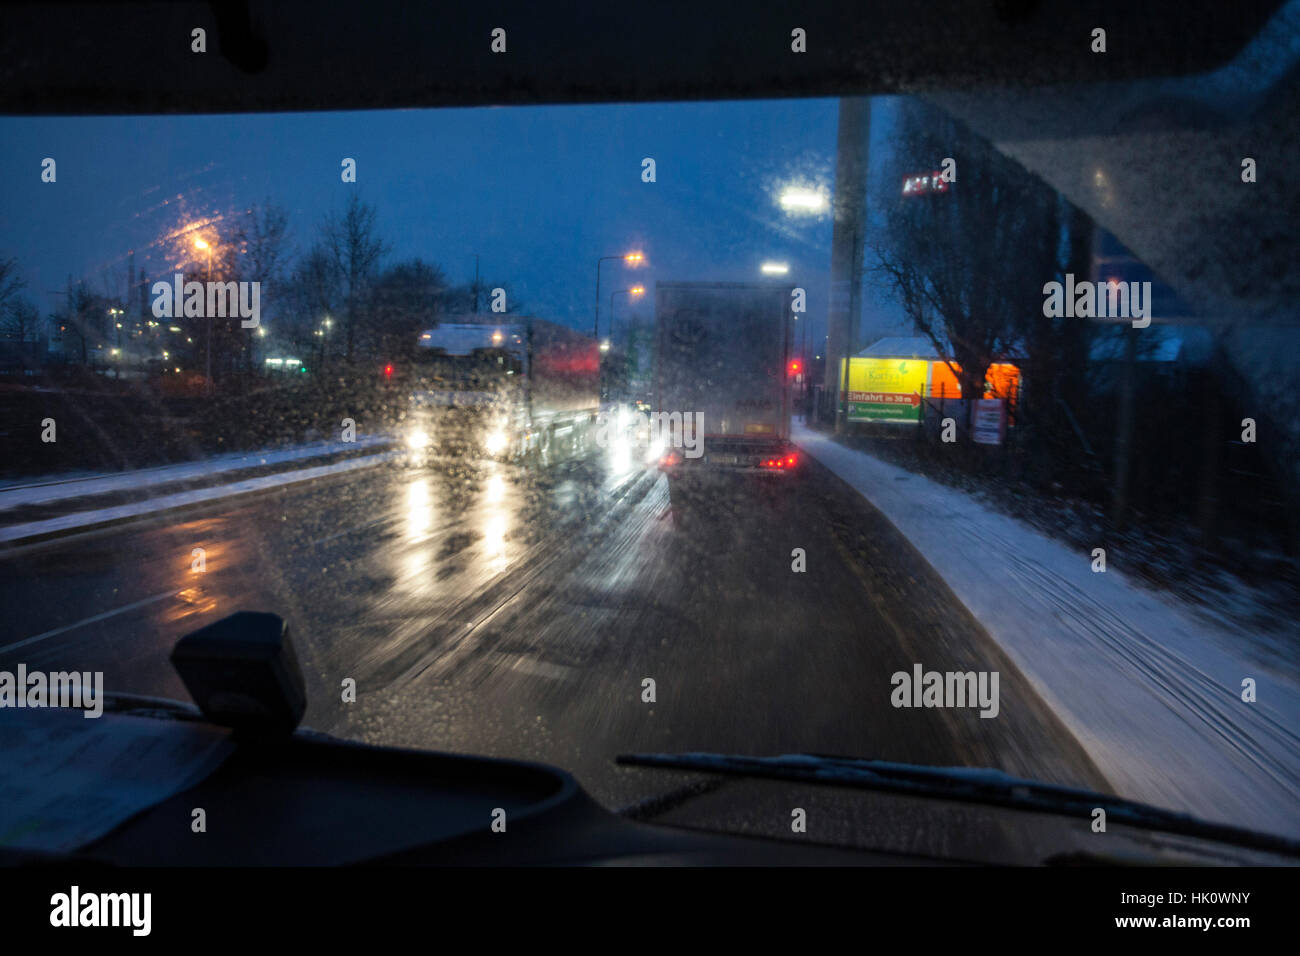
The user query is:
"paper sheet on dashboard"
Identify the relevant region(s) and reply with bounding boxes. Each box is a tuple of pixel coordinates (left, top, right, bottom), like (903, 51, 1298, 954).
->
(0, 707, 234, 853)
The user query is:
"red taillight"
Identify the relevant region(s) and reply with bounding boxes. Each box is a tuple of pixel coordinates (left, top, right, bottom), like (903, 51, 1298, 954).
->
(383, 363, 394, 378)
(761, 453, 798, 470)
(660, 451, 681, 467)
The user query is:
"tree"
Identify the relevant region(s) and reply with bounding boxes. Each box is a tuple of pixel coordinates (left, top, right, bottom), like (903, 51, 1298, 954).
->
(369, 258, 449, 358)
(871, 99, 1062, 412)
(231, 201, 293, 375)
(286, 244, 342, 370)
(1, 298, 40, 342)
(54, 283, 112, 366)
(321, 194, 389, 362)
(0, 257, 25, 315)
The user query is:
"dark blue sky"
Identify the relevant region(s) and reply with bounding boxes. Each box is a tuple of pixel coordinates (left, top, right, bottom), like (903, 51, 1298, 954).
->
(1, 96, 910, 352)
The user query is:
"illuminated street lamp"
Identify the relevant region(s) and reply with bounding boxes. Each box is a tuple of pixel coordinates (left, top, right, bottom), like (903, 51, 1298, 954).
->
(194, 235, 214, 394)
(608, 285, 646, 346)
(761, 262, 790, 275)
(779, 187, 828, 213)
(594, 251, 646, 339)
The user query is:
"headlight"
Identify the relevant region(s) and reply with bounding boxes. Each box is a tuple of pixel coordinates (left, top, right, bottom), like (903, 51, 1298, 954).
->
(485, 430, 508, 455)
(407, 429, 430, 450)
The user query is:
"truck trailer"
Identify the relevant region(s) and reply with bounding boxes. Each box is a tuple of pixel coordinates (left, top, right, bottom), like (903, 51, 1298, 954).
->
(653, 281, 800, 505)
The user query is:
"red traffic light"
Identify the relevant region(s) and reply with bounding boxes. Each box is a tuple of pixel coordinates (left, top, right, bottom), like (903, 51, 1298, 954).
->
(383, 363, 394, 378)
(788, 359, 802, 377)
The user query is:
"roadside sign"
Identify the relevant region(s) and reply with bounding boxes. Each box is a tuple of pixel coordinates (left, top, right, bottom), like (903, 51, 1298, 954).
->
(971, 398, 1007, 445)
(841, 357, 928, 423)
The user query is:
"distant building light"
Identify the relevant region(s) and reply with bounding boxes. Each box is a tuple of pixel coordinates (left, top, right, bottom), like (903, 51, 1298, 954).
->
(902, 171, 950, 196)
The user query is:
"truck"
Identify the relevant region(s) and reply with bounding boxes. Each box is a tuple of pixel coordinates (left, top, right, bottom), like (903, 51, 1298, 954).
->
(653, 281, 800, 507)
(399, 315, 599, 465)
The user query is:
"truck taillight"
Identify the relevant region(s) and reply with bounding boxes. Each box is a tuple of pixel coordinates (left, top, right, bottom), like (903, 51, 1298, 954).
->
(761, 453, 797, 469)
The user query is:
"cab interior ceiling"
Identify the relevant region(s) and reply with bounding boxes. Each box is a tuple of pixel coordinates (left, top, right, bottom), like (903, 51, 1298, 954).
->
(1, 0, 1293, 321)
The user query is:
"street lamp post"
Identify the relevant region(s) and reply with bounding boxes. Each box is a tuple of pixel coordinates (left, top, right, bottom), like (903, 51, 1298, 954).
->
(195, 237, 213, 394)
(606, 286, 646, 403)
(593, 251, 644, 339)
(608, 285, 645, 348)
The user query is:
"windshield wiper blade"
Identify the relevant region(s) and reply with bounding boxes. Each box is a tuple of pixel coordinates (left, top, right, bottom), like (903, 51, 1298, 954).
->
(616, 751, 1300, 858)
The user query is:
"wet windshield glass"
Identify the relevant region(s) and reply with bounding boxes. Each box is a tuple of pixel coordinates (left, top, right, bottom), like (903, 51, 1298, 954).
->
(1, 74, 1297, 849)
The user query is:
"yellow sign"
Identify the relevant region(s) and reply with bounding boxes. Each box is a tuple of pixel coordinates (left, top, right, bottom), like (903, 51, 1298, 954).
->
(841, 358, 929, 422)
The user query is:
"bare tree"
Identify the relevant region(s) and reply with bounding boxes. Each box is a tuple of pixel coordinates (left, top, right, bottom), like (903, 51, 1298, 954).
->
(286, 244, 343, 370)
(0, 298, 40, 342)
(228, 201, 292, 377)
(0, 257, 27, 322)
(871, 99, 1061, 407)
(54, 283, 111, 366)
(321, 194, 389, 362)
(369, 258, 449, 358)
(235, 201, 292, 289)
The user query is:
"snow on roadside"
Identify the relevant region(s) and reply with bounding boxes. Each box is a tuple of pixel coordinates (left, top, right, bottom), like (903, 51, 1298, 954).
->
(0, 436, 393, 510)
(794, 422, 1300, 840)
(0, 451, 398, 545)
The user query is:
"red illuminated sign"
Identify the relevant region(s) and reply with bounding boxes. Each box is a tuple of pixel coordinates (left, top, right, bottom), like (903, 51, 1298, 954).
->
(902, 171, 950, 196)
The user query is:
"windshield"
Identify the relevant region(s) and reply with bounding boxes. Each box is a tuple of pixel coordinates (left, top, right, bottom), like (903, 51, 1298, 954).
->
(1, 37, 1298, 854)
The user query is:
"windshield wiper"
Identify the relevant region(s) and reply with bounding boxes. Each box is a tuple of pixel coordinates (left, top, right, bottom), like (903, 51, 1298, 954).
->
(617, 751, 1300, 858)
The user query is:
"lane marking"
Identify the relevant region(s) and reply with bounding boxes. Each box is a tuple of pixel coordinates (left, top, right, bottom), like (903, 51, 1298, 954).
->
(0, 589, 179, 655)
(508, 656, 574, 681)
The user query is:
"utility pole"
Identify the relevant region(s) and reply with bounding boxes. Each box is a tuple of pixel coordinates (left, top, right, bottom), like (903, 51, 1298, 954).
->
(824, 97, 871, 432)
(473, 254, 481, 314)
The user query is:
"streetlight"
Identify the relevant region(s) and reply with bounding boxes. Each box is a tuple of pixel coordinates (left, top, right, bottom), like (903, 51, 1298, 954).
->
(608, 285, 645, 346)
(761, 262, 790, 275)
(105, 308, 126, 377)
(195, 236, 213, 393)
(593, 251, 645, 339)
(778, 187, 828, 213)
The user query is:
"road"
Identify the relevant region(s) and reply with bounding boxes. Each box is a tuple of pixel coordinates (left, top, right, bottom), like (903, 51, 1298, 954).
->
(0, 445, 1109, 815)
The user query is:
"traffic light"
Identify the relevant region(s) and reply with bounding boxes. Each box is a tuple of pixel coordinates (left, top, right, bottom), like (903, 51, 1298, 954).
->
(383, 363, 394, 378)
(788, 358, 802, 377)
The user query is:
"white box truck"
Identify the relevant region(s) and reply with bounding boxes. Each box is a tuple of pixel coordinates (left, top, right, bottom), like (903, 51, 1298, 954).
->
(654, 281, 800, 508)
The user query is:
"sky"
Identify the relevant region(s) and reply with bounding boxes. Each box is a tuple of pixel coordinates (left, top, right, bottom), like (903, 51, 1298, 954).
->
(0, 96, 912, 355)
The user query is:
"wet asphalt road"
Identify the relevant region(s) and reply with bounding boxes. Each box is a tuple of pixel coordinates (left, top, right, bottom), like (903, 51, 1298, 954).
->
(0, 445, 1109, 815)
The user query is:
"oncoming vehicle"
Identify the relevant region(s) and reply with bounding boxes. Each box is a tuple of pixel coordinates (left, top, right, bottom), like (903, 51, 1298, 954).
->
(400, 318, 599, 466)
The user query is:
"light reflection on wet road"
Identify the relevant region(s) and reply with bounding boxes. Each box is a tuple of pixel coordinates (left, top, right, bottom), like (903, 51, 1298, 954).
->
(0, 447, 1109, 814)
